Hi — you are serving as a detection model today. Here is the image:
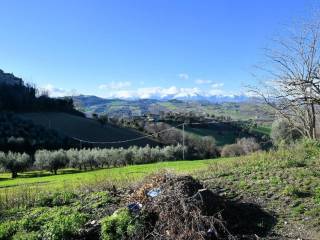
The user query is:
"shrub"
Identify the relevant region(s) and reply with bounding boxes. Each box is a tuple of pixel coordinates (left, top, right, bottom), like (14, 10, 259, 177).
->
(41, 210, 87, 240)
(315, 187, 320, 204)
(190, 136, 218, 159)
(12, 231, 39, 240)
(20, 207, 87, 240)
(36, 191, 77, 207)
(236, 137, 260, 154)
(0, 220, 19, 240)
(271, 118, 301, 145)
(101, 208, 141, 240)
(221, 144, 245, 157)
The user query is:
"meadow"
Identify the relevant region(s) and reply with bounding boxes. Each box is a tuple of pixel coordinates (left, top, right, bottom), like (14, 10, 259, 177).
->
(1, 140, 320, 239)
(0, 159, 216, 210)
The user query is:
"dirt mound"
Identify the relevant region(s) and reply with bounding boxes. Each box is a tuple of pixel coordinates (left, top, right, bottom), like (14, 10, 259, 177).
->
(128, 174, 275, 240)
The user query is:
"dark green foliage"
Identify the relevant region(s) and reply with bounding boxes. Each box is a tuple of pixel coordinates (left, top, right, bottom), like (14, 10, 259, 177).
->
(20, 112, 158, 149)
(0, 221, 19, 240)
(11, 231, 39, 240)
(314, 187, 320, 204)
(35, 191, 77, 207)
(0, 69, 82, 115)
(0, 113, 67, 152)
(1, 207, 88, 240)
(40, 209, 87, 240)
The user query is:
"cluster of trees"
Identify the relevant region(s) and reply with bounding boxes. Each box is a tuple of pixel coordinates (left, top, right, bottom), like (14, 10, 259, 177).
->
(92, 115, 220, 158)
(0, 145, 186, 178)
(0, 69, 83, 115)
(221, 137, 261, 157)
(0, 136, 264, 179)
(140, 122, 219, 159)
(0, 113, 69, 153)
(35, 145, 185, 173)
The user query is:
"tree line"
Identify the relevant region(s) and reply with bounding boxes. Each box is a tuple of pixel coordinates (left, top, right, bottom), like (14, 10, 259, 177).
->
(0, 113, 71, 153)
(0, 145, 185, 178)
(0, 69, 83, 115)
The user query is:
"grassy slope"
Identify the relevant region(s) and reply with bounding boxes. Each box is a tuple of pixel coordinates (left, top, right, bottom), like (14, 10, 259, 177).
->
(184, 124, 242, 146)
(1, 142, 320, 238)
(18, 112, 158, 147)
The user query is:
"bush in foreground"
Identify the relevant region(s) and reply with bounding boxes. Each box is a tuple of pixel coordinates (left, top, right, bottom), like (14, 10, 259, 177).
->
(101, 208, 142, 240)
(0, 207, 87, 240)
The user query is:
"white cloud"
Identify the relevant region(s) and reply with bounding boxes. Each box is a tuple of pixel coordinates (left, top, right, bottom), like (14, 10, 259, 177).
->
(195, 79, 212, 84)
(41, 80, 235, 100)
(99, 86, 206, 99)
(99, 81, 131, 90)
(211, 83, 224, 88)
(41, 84, 78, 97)
(178, 73, 189, 80)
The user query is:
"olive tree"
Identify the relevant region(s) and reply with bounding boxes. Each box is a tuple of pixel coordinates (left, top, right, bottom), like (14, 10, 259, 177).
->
(0, 151, 30, 178)
(35, 149, 68, 174)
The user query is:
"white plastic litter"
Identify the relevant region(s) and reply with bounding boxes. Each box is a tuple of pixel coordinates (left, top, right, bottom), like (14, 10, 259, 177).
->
(147, 188, 161, 198)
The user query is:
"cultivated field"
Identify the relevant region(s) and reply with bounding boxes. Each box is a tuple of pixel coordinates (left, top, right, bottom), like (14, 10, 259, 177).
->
(18, 112, 159, 147)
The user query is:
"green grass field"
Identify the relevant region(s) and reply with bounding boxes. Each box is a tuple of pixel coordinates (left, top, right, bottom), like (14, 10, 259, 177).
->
(185, 125, 241, 146)
(18, 112, 158, 147)
(1, 141, 320, 238)
(252, 125, 271, 135)
(0, 159, 216, 193)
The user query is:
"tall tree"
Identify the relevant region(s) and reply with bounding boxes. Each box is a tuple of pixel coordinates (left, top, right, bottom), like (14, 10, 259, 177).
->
(252, 19, 320, 139)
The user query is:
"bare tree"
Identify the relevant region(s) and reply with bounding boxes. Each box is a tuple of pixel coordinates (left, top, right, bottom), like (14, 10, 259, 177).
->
(252, 18, 320, 139)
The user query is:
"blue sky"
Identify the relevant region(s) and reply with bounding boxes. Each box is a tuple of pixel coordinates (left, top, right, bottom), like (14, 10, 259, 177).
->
(0, 0, 316, 99)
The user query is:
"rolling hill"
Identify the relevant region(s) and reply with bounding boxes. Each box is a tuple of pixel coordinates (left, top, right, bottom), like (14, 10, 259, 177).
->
(18, 112, 159, 148)
(73, 95, 275, 123)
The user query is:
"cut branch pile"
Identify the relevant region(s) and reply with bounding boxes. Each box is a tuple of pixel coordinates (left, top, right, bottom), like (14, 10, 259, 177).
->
(127, 173, 272, 240)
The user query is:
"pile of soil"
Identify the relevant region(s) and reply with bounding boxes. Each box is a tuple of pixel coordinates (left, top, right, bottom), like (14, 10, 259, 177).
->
(128, 173, 275, 240)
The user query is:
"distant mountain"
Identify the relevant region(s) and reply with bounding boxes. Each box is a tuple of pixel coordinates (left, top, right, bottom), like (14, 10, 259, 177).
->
(174, 94, 250, 103)
(72, 95, 164, 117)
(72, 94, 274, 122)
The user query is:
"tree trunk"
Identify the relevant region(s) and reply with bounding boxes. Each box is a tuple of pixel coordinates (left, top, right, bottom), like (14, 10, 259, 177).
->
(11, 171, 17, 178)
(54, 169, 57, 175)
(311, 103, 317, 139)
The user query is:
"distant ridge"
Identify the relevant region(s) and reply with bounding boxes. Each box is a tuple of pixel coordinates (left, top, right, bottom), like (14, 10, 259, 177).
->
(73, 93, 251, 104)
